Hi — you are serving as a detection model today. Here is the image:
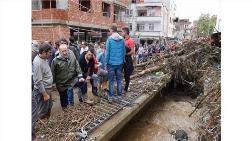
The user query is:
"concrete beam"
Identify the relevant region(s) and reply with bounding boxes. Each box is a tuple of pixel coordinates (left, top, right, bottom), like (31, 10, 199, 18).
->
(32, 20, 125, 31)
(32, 19, 67, 25)
(67, 21, 110, 30)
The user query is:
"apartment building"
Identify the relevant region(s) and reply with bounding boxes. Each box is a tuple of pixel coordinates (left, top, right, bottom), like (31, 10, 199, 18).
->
(124, 0, 176, 45)
(174, 19, 192, 40)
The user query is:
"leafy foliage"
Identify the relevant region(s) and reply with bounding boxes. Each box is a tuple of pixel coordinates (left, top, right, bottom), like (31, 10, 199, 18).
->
(196, 14, 217, 37)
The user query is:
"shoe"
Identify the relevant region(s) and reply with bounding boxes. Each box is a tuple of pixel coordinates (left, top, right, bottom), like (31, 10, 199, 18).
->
(108, 97, 113, 103)
(70, 102, 74, 106)
(85, 99, 94, 106)
(113, 96, 118, 101)
(79, 98, 83, 103)
(124, 87, 128, 92)
(92, 87, 98, 96)
(115, 96, 122, 103)
(83, 94, 87, 100)
(104, 88, 110, 93)
(123, 89, 127, 94)
(118, 96, 123, 102)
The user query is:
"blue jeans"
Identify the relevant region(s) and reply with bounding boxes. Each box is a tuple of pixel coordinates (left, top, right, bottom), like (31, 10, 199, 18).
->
(59, 89, 68, 109)
(67, 87, 74, 105)
(76, 81, 87, 100)
(108, 64, 123, 97)
(98, 68, 108, 84)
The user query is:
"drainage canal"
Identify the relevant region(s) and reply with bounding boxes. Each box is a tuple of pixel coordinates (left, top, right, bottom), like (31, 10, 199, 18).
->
(112, 80, 202, 141)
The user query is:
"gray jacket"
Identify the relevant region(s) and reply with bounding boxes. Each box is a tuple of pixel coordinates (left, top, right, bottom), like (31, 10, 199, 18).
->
(33, 55, 53, 93)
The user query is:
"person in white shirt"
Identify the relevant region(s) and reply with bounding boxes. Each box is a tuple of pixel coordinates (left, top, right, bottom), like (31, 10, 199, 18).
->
(80, 41, 89, 55)
(137, 45, 144, 64)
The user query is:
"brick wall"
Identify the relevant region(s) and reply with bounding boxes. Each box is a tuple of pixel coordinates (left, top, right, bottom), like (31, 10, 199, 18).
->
(68, 0, 126, 28)
(32, 9, 67, 20)
(32, 0, 128, 28)
(32, 25, 70, 43)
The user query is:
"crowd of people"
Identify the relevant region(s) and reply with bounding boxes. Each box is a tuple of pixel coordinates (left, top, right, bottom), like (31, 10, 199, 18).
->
(31, 26, 136, 141)
(135, 40, 181, 64)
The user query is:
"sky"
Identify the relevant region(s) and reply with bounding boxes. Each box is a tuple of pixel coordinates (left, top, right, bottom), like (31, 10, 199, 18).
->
(175, 0, 221, 22)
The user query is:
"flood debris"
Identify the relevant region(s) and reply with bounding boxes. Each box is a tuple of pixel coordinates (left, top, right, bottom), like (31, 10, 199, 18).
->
(168, 40, 221, 141)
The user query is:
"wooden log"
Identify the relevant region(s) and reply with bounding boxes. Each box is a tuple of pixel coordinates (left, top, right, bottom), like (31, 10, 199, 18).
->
(180, 48, 203, 61)
(131, 65, 164, 79)
(134, 49, 184, 68)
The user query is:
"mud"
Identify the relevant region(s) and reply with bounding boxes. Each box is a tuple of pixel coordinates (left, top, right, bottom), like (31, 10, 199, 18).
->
(113, 89, 201, 141)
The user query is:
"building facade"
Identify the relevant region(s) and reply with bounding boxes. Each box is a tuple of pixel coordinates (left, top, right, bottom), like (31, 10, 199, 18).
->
(124, 0, 176, 45)
(32, 0, 129, 43)
(174, 19, 192, 40)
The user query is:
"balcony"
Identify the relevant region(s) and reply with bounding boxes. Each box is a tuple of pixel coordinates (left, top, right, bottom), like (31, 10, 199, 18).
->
(136, 31, 161, 37)
(136, 1, 162, 7)
(135, 16, 162, 22)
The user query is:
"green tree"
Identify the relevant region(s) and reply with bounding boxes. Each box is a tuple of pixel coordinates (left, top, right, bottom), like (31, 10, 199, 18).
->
(196, 14, 217, 37)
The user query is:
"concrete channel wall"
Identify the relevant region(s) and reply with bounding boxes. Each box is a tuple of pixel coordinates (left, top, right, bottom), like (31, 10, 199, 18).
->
(88, 73, 172, 141)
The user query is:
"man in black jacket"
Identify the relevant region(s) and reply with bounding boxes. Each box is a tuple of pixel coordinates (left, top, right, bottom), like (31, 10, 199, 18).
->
(121, 27, 134, 93)
(78, 48, 99, 102)
(69, 36, 80, 61)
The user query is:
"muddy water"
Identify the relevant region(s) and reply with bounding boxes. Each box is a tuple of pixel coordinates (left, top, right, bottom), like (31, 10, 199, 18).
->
(113, 90, 201, 141)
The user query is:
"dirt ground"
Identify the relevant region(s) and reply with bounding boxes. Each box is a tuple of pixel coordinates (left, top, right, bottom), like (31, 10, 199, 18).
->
(50, 82, 93, 116)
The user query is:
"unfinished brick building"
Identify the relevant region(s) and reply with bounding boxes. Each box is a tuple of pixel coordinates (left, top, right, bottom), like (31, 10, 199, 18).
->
(32, 0, 129, 43)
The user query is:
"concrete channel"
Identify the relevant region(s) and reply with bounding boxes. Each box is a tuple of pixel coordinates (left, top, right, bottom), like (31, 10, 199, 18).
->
(86, 73, 172, 141)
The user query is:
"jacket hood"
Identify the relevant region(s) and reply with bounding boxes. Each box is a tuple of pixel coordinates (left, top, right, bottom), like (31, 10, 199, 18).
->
(110, 33, 123, 41)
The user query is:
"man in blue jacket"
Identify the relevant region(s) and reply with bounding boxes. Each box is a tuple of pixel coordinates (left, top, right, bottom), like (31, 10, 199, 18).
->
(105, 25, 126, 103)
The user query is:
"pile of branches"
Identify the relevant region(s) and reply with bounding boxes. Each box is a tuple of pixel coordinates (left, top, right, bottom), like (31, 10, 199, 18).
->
(167, 40, 221, 140)
(36, 103, 97, 140)
(169, 40, 220, 97)
(197, 67, 221, 141)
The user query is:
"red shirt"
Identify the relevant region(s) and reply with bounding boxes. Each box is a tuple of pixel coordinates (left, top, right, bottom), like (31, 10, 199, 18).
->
(93, 56, 99, 73)
(125, 36, 135, 49)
